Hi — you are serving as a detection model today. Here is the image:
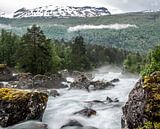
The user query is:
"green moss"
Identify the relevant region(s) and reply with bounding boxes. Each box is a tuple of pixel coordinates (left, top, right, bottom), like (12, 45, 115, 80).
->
(140, 72, 160, 129)
(0, 88, 48, 103)
(139, 122, 160, 129)
(0, 88, 30, 101)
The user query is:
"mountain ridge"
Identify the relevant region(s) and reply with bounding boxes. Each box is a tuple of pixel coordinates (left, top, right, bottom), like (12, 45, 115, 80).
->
(11, 5, 111, 18)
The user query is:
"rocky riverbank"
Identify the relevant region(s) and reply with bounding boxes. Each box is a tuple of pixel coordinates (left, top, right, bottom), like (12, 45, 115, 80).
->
(122, 71, 160, 129)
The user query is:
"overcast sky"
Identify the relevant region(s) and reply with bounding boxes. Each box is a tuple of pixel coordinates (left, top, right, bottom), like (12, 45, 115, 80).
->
(0, 0, 160, 14)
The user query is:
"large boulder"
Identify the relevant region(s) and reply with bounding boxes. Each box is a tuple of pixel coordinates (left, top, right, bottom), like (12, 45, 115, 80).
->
(0, 64, 13, 81)
(0, 88, 48, 127)
(122, 71, 160, 129)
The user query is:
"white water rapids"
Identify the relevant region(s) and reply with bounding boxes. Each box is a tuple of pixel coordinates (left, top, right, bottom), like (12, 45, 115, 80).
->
(43, 66, 139, 129)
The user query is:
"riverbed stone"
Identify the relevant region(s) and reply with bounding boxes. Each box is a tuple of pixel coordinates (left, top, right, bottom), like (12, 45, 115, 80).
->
(73, 108, 96, 117)
(0, 64, 13, 81)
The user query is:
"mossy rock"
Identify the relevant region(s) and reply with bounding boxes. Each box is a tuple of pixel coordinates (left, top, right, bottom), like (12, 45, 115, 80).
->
(0, 64, 7, 69)
(122, 71, 160, 129)
(139, 122, 160, 129)
(0, 88, 48, 127)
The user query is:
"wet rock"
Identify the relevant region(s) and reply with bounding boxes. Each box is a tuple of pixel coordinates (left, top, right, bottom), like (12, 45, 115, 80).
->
(61, 120, 83, 129)
(73, 108, 96, 117)
(84, 100, 105, 106)
(49, 89, 60, 97)
(15, 73, 67, 89)
(122, 71, 160, 129)
(33, 74, 50, 89)
(0, 88, 48, 127)
(36, 88, 49, 95)
(0, 64, 13, 81)
(90, 81, 115, 90)
(106, 96, 113, 103)
(44, 74, 67, 89)
(0, 83, 4, 88)
(58, 69, 69, 78)
(16, 73, 33, 89)
(71, 71, 93, 80)
(8, 121, 48, 129)
(106, 97, 119, 103)
(110, 78, 120, 83)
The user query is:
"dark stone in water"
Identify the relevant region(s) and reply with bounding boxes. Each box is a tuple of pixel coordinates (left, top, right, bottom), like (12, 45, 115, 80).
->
(110, 78, 120, 83)
(106, 97, 119, 103)
(7, 121, 48, 129)
(49, 89, 60, 97)
(61, 120, 83, 129)
(73, 108, 96, 117)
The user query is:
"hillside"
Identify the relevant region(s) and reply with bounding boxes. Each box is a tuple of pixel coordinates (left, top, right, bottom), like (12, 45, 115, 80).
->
(0, 11, 160, 53)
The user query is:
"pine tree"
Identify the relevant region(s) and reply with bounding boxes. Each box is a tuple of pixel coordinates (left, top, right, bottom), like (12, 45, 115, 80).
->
(17, 25, 53, 74)
(0, 29, 19, 67)
(71, 36, 91, 71)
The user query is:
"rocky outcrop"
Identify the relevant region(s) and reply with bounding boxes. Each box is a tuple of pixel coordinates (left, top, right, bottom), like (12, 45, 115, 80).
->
(5, 73, 67, 89)
(122, 71, 160, 129)
(70, 74, 115, 91)
(0, 88, 48, 127)
(0, 64, 13, 81)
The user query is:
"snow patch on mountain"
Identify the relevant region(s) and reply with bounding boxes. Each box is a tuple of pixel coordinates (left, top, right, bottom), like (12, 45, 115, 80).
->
(68, 24, 138, 32)
(13, 5, 111, 18)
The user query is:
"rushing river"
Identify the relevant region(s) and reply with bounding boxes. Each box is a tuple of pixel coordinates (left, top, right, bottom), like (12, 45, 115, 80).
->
(43, 66, 139, 129)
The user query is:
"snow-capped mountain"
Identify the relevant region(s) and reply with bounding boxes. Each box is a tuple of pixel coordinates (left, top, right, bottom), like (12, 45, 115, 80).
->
(13, 5, 111, 18)
(0, 11, 5, 17)
(143, 9, 160, 13)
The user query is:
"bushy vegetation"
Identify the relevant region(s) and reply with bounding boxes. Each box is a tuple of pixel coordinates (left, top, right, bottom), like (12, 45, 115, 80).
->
(141, 46, 160, 76)
(0, 25, 129, 74)
(123, 53, 143, 73)
(123, 45, 160, 76)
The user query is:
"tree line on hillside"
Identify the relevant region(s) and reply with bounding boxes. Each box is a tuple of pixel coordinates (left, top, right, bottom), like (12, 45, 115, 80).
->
(0, 24, 140, 75)
(123, 45, 160, 76)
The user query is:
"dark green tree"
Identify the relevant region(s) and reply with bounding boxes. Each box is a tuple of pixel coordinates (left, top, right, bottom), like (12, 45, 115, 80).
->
(141, 46, 160, 76)
(16, 25, 53, 74)
(71, 36, 91, 71)
(0, 29, 19, 67)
